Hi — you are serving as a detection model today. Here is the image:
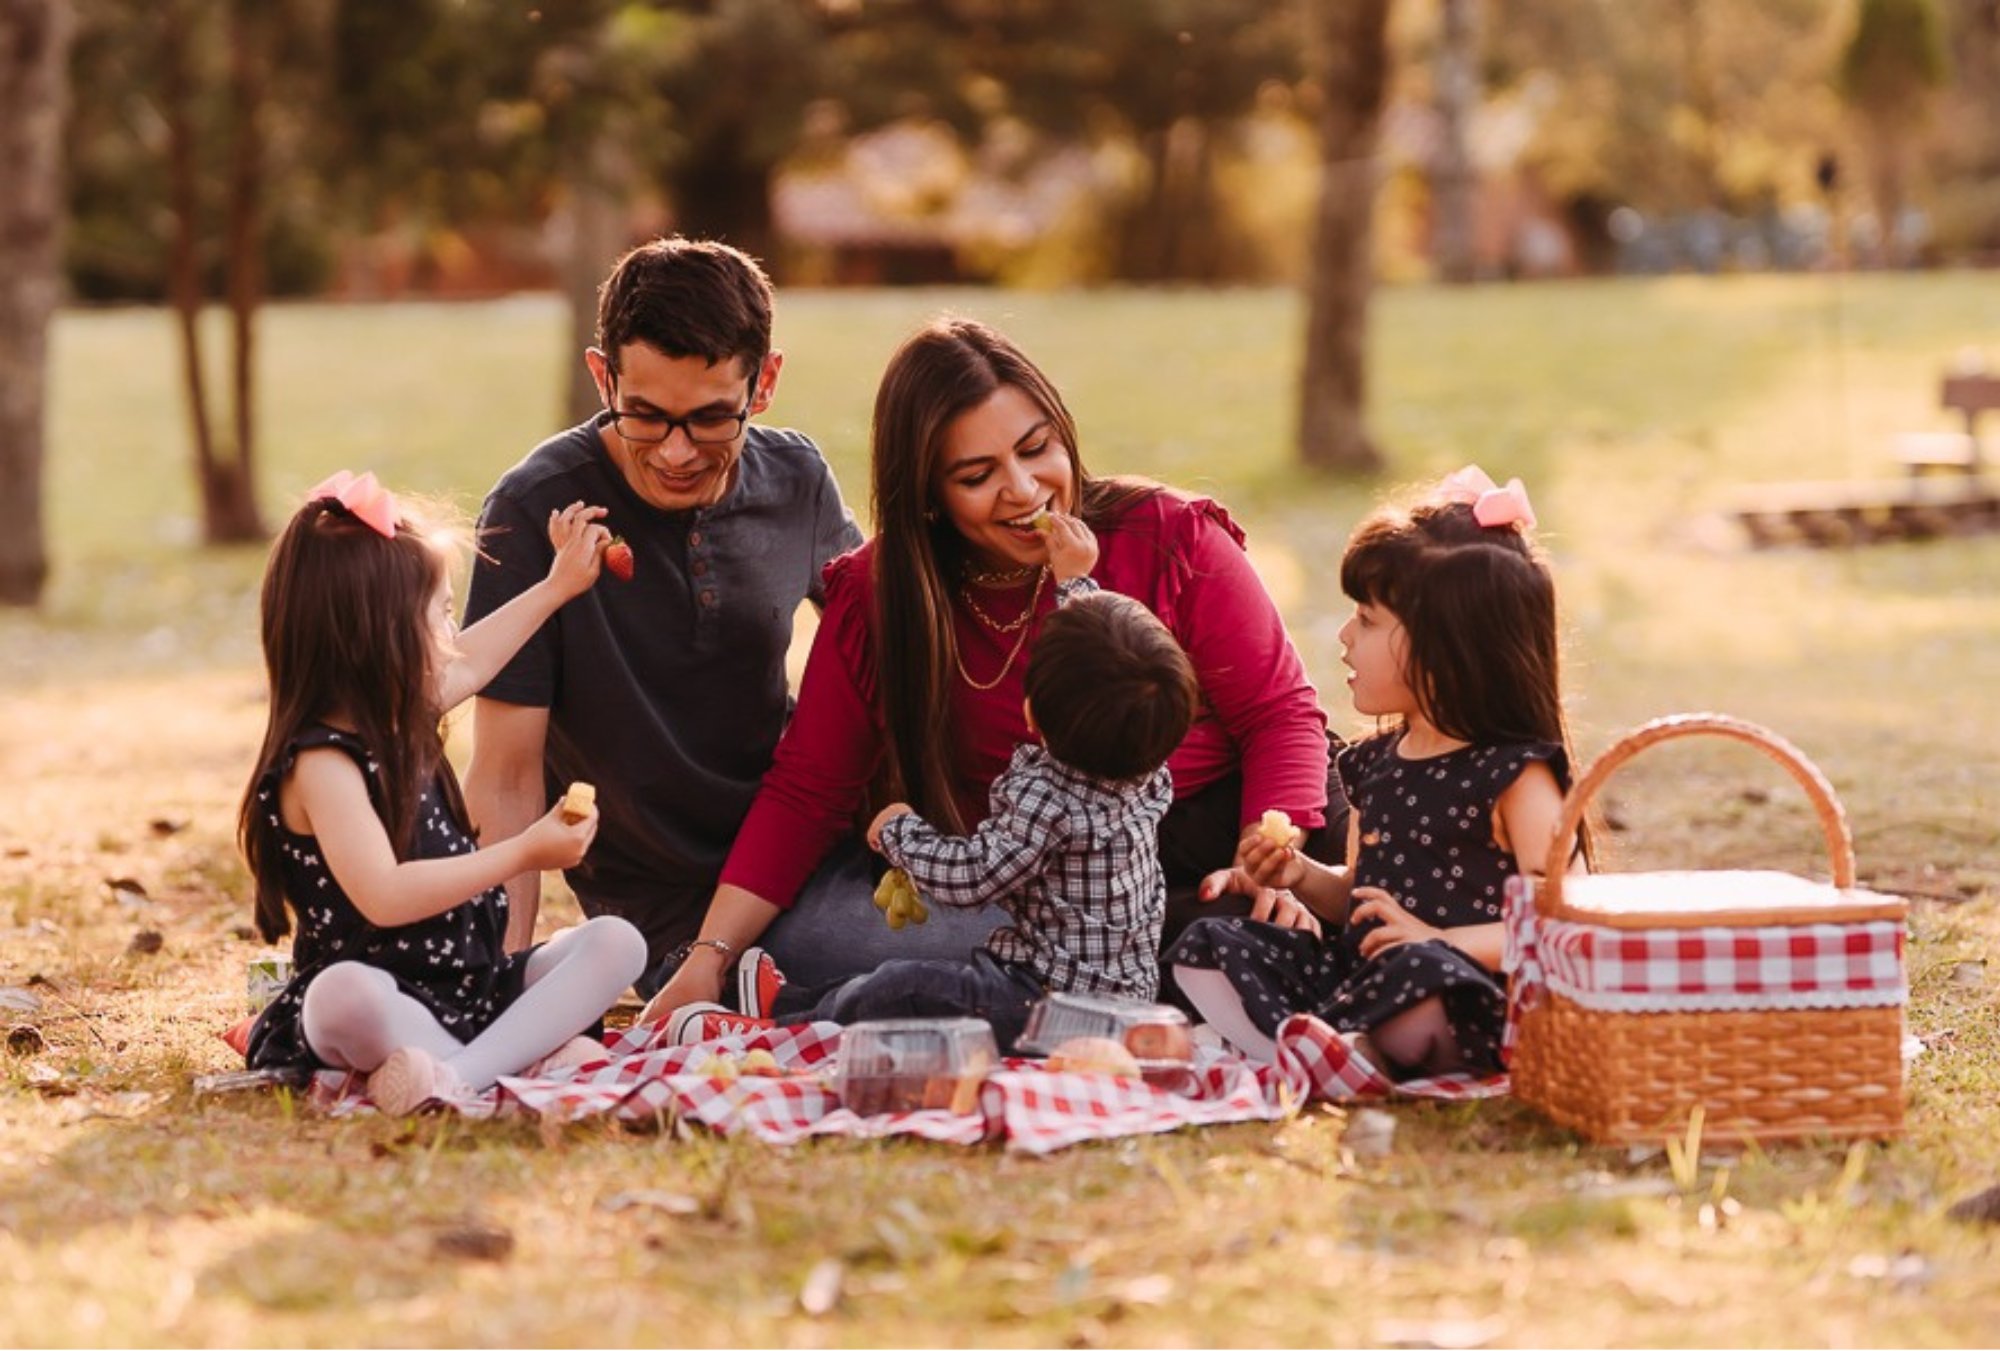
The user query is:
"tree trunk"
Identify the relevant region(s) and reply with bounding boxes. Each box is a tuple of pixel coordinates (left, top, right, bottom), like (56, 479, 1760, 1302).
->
(161, 1, 220, 528)
(213, 0, 266, 543)
(1432, 0, 1480, 283)
(669, 127, 776, 267)
(556, 132, 634, 426)
(0, 0, 71, 607)
(1297, 0, 1392, 473)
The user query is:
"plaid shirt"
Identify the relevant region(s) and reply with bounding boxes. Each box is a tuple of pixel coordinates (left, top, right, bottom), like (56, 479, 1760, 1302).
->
(878, 744, 1173, 1000)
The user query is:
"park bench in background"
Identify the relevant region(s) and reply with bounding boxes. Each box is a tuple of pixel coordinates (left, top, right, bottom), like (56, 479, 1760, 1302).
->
(1890, 370, 1999, 478)
(1728, 365, 2000, 547)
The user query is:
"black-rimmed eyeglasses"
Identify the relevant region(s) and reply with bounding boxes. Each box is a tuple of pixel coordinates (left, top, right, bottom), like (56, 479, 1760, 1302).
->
(599, 375, 754, 446)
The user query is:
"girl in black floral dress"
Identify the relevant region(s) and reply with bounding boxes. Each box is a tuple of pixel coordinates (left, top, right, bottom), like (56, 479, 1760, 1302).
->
(238, 472, 647, 1114)
(1167, 468, 1589, 1080)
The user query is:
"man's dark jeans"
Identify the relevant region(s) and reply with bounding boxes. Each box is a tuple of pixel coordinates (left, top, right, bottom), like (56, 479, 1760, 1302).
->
(770, 947, 1045, 1053)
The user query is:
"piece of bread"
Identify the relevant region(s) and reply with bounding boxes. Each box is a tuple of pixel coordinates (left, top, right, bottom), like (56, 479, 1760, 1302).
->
(1257, 808, 1297, 847)
(560, 782, 597, 823)
(1047, 1036, 1143, 1078)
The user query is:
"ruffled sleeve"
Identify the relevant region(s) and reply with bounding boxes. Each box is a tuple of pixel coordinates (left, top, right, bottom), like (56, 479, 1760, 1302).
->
(1101, 492, 1331, 830)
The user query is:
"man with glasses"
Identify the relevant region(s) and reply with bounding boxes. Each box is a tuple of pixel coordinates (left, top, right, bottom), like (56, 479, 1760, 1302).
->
(462, 237, 863, 994)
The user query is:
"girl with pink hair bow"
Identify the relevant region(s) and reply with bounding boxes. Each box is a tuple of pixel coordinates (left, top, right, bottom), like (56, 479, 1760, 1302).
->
(1166, 467, 1591, 1081)
(234, 473, 650, 1114)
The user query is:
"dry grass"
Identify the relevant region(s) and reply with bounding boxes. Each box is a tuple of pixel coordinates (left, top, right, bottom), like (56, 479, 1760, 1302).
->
(4, 279, 1999, 1346)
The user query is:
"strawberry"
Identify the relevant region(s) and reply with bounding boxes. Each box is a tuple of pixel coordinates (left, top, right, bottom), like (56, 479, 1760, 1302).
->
(602, 535, 634, 582)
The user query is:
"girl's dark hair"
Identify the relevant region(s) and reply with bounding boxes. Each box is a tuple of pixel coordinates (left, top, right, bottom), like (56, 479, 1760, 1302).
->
(1340, 493, 1591, 864)
(870, 317, 1159, 830)
(237, 494, 468, 941)
(1024, 591, 1198, 783)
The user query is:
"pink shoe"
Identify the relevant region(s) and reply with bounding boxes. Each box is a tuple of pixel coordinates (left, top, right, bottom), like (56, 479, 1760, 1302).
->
(523, 1035, 607, 1078)
(366, 1047, 465, 1116)
(735, 946, 787, 1019)
(666, 1002, 775, 1047)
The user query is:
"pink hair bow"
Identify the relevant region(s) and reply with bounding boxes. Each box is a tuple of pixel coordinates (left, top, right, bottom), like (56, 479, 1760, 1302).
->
(1438, 464, 1536, 530)
(307, 469, 399, 539)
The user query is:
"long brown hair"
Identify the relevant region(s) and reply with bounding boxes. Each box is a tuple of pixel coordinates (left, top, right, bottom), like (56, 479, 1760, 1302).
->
(1339, 494, 1592, 865)
(237, 494, 468, 941)
(870, 317, 1157, 830)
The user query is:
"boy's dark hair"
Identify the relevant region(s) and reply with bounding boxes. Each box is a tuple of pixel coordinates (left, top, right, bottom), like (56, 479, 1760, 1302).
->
(1024, 591, 1198, 783)
(595, 236, 774, 379)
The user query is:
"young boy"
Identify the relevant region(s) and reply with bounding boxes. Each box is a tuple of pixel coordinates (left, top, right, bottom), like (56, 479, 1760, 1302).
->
(668, 582, 1198, 1052)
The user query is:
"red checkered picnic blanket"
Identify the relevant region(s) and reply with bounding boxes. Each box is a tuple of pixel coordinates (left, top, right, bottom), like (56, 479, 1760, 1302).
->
(1502, 877, 1906, 1016)
(302, 1018, 1505, 1153)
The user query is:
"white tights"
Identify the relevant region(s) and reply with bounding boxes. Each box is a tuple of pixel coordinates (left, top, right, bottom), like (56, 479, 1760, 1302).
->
(300, 916, 647, 1091)
(1173, 963, 1465, 1079)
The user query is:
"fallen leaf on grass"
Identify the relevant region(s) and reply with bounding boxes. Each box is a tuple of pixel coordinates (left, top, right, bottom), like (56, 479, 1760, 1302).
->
(1950, 960, 1987, 989)
(0, 987, 41, 1015)
(25, 1062, 76, 1096)
(1946, 1184, 2000, 1226)
(148, 818, 188, 837)
(1845, 1252, 1933, 1291)
(799, 1257, 844, 1316)
(433, 1221, 514, 1262)
(105, 877, 150, 905)
(1112, 1273, 1174, 1306)
(1343, 1108, 1397, 1158)
(600, 1190, 701, 1216)
(7, 1025, 47, 1056)
(127, 930, 164, 956)
(1373, 1315, 1506, 1349)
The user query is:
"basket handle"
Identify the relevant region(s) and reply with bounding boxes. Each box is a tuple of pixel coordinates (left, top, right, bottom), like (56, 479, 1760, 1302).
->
(1540, 713, 1856, 919)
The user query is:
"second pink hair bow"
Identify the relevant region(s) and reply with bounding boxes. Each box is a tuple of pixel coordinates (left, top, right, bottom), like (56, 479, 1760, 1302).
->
(1438, 464, 1537, 530)
(307, 469, 399, 539)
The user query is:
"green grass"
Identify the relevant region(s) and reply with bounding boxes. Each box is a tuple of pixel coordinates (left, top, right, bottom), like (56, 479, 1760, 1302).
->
(5, 275, 2000, 1345)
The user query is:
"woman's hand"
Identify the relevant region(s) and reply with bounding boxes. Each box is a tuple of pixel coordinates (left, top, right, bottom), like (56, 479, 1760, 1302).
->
(1351, 887, 1441, 958)
(1041, 510, 1098, 583)
(545, 501, 612, 598)
(636, 951, 726, 1028)
(1195, 865, 1323, 937)
(518, 799, 598, 872)
(867, 802, 914, 853)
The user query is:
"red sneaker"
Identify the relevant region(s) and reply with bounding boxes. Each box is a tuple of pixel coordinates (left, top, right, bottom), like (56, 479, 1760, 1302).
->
(666, 1002, 775, 1047)
(735, 946, 787, 1019)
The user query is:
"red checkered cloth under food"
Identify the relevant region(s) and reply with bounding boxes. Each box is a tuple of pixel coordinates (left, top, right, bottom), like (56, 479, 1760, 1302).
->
(301, 1019, 1506, 1152)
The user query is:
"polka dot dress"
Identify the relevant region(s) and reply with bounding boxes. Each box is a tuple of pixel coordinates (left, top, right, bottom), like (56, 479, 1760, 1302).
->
(245, 726, 530, 1071)
(1166, 730, 1566, 1076)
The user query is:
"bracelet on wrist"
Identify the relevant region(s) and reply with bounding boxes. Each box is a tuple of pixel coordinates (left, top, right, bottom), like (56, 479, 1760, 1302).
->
(687, 937, 736, 962)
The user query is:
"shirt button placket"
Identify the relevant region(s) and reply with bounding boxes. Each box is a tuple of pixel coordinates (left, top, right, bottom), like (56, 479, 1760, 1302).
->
(690, 516, 717, 626)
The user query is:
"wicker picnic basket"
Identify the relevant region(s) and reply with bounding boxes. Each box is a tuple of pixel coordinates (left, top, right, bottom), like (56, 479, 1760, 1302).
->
(1505, 714, 1908, 1145)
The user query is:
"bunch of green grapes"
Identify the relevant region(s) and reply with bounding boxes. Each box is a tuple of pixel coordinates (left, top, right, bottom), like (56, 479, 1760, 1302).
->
(872, 868, 930, 930)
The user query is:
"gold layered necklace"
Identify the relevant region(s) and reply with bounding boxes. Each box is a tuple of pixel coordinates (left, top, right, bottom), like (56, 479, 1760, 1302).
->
(954, 566, 1049, 690)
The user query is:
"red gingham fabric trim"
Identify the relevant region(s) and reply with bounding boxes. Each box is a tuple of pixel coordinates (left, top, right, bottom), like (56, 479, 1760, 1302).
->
(1534, 918, 1904, 1012)
(301, 1018, 1506, 1150)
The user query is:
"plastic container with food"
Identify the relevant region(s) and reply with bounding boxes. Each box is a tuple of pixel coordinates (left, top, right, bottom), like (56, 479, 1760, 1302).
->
(1017, 992, 1197, 1089)
(835, 1017, 997, 1116)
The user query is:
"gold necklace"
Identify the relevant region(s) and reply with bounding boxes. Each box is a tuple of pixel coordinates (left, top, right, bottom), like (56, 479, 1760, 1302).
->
(963, 562, 1040, 588)
(954, 568, 1049, 690)
(959, 566, 1046, 634)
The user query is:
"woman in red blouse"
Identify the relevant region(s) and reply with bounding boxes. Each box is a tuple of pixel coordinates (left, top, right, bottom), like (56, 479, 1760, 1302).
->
(640, 318, 1348, 1020)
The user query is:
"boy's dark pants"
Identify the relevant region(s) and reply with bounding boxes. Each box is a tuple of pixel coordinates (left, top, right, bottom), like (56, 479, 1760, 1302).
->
(771, 948, 1045, 1053)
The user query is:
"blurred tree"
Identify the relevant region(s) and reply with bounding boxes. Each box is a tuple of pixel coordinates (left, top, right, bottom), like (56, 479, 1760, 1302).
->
(0, 0, 71, 607)
(656, 0, 825, 264)
(158, 0, 285, 544)
(1298, 0, 1391, 471)
(1840, 0, 1948, 258)
(965, 0, 1304, 281)
(1431, 0, 1481, 282)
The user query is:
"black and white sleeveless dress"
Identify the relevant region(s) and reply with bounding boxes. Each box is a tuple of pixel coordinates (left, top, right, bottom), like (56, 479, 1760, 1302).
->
(1166, 731, 1567, 1075)
(245, 725, 531, 1071)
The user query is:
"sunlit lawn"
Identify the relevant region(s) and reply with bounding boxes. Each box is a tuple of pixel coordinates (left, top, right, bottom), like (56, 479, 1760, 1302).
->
(4, 274, 1998, 1345)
